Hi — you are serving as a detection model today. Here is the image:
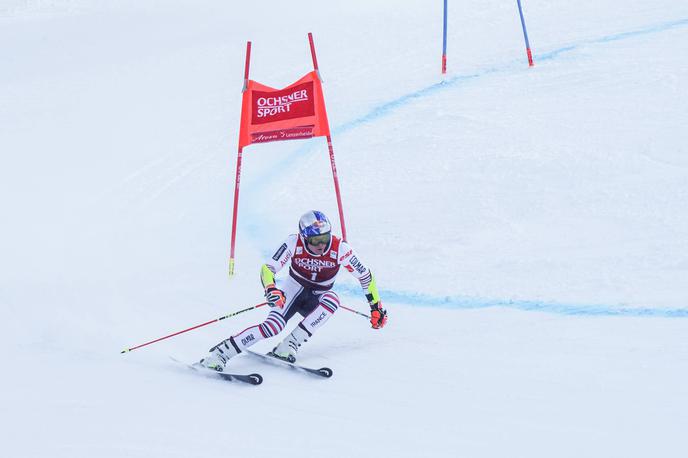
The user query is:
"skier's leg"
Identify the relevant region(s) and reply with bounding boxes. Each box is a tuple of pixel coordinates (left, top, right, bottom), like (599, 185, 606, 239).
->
(272, 290, 340, 362)
(199, 276, 304, 371)
(231, 309, 287, 351)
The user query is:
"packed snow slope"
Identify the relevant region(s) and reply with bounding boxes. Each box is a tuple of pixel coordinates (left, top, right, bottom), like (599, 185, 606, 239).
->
(1, 1, 688, 457)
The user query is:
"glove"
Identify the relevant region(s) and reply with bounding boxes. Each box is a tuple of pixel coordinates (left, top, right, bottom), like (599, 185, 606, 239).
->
(370, 302, 387, 329)
(264, 284, 286, 308)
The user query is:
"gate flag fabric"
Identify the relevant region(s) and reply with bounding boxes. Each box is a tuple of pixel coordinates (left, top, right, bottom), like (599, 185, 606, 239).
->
(238, 71, 331, 148)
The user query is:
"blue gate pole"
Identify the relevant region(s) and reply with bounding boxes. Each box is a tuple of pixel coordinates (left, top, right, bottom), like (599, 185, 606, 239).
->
(442, 0, 448, 74)
(516, 0, 535, 66)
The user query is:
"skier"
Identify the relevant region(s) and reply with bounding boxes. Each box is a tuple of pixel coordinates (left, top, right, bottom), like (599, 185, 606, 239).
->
(200, 210, 387, 371)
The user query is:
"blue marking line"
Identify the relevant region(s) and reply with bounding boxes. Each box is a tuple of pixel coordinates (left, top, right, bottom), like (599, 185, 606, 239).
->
(239, 18, 688, 317)
(538, 18, 688, 61)
(334, 284, 688, 318)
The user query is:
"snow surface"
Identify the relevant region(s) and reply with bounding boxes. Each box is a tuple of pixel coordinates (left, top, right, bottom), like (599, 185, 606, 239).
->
(1, 0, 688, 457)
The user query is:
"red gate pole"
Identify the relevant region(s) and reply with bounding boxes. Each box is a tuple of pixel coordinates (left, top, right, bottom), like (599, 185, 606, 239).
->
(307, 33, 348, 241)
(228, 146, 243, 277)
(229, 41, 252, 277)
(307, 32, 322, 82)
(326, 136, 348, 241)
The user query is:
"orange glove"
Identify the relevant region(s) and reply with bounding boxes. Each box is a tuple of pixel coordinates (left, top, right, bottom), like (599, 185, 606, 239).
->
(265, 284, 286, 308)
(370, 302, 387, 329)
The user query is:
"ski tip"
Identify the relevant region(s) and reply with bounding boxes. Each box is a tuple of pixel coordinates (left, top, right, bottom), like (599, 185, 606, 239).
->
(318, 367, 334, 378)
(218, 372, 263, 385)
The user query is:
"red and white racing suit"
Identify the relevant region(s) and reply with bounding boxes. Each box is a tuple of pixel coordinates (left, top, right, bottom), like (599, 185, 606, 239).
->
(228, 234, 379, 352)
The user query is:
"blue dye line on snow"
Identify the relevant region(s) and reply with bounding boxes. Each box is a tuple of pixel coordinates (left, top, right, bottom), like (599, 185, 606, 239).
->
(538, 18, 688, 61)
(244, 18, 688, 189)
(255, 17, 688, 162)
(334, 284, 688, 318)
(239, 18, 688, 318)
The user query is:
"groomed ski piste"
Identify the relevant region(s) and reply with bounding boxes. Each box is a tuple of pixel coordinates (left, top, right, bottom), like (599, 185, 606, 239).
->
(2, 0, 687, 457)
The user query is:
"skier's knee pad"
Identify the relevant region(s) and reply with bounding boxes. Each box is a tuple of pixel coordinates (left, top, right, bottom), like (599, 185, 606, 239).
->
(319, 291, 339, 314)
(258, 310, 287, 337)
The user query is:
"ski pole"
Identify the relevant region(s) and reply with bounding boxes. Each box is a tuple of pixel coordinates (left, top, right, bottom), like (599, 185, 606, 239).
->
(121, 302, 268, 354)
(340, 304, 370, 320)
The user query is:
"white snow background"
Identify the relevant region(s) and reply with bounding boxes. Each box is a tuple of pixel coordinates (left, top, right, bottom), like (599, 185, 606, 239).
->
(1, 0, 687, 457)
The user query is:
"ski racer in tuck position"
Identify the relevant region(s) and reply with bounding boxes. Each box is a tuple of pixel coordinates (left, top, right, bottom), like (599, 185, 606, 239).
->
(200, 210, 388, 371)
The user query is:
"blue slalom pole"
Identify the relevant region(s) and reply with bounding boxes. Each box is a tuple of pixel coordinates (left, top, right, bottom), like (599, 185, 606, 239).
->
(516, 0, 534, 66)
(442, 0, 448, 74)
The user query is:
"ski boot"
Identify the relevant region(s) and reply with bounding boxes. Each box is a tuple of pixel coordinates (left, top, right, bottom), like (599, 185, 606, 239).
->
(270, 324, 310, 363)
(199, 337, 240, 372)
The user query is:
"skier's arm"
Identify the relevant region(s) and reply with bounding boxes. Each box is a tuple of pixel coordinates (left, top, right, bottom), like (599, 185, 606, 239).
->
(260, 264, 276, 289)
(261, 235, 296, 285)
(338, 242, 378, 301)
(260, 235, 297, 308)
(339, 242, 387, 328)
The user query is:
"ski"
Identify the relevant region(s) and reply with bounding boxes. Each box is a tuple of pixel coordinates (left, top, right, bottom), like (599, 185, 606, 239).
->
(170, 357, 263, 385)
(244, 350, 333, 378)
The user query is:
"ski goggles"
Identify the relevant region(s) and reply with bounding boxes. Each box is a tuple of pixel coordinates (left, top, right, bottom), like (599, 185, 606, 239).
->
(306, 233, 331, 246)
